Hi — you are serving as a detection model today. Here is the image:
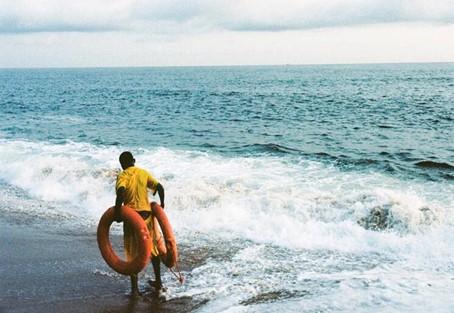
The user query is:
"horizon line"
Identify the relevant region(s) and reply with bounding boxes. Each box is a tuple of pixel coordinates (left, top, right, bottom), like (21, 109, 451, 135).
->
(1, 60, 454, 70)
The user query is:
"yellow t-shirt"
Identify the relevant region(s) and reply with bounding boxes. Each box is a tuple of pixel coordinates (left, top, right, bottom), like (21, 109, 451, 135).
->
(115, 166, 159, 212)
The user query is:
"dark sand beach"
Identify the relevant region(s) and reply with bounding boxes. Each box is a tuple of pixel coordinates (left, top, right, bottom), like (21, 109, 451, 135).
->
(0, 221, 203, 313)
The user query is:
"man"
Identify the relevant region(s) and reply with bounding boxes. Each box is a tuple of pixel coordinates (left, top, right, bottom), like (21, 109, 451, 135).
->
(114, 151, 165, 296)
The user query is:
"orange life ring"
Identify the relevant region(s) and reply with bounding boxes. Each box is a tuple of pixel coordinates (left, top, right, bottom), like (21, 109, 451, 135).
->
(97, 206, 152, 275)
(151, 202, 178, 268)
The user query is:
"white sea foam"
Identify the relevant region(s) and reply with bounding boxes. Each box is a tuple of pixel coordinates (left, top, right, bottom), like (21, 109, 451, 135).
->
(1, 138, 453, 311)
(0, 138, 453, 240)
(0, 139, 118, 219)
(92, 269, 123, 278)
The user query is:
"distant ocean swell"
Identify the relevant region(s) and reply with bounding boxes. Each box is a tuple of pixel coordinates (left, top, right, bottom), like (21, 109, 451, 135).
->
(227, 142, 454, 180)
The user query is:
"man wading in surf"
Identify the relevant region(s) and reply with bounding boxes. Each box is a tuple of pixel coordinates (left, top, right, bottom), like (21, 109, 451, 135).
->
(114, 151, 166, 297)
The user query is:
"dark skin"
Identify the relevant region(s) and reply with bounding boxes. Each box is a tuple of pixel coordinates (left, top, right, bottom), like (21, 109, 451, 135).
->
(114, 159, 165, 297)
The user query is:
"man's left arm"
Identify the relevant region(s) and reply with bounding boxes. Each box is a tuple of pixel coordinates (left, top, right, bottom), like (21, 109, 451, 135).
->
(155, 183, 165, 209)
(148, 172, 165, 209)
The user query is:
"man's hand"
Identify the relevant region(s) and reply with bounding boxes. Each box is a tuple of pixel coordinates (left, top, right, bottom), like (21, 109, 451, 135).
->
(115, 187, 125, 222)
(114, 208, 123, 222)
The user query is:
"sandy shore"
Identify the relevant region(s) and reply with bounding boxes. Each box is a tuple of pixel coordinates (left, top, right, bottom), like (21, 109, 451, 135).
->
(0, 221, 202, 313)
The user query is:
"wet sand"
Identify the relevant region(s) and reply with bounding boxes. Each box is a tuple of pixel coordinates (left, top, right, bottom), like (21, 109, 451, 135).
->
(0, 222, 202, 313)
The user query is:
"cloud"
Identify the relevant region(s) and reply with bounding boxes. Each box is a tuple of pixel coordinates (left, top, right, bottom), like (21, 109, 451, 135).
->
(0, 0, 132, 33)
(2, 22, 454, 68)
(216, 0, 454, 31)
(1, 0, 454, 34)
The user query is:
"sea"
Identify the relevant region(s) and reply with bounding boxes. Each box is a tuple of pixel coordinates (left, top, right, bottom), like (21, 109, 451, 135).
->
(0, 63, 453, 312)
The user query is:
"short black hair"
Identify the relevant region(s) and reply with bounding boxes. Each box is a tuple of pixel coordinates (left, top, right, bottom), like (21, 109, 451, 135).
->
(119, 151, 134, 168)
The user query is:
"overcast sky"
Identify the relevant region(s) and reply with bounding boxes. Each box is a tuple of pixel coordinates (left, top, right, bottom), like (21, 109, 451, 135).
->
(1, 0, 454, 67)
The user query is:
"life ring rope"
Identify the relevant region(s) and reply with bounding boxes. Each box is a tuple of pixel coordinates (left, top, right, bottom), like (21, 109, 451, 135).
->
(169, 262, 185, 284)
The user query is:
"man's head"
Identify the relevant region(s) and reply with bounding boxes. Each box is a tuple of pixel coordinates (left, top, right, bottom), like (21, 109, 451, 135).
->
(119, 151, 135, 169)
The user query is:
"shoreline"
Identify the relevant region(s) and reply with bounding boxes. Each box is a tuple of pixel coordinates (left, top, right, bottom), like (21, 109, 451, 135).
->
(0, 221, 202, 313)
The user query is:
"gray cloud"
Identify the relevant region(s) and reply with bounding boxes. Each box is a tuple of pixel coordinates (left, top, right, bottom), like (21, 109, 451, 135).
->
(213, 1, 454, 31)
(0, 21, 121, 34)
(1, 0, 454, 34)
(0, 0, 131, 34)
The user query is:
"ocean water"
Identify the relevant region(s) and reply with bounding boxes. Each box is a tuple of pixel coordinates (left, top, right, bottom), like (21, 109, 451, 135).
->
(0, 64, 453, 312)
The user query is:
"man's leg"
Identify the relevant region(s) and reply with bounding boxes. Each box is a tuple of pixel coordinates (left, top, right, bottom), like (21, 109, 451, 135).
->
(152, 256, 162, 289)
(130, 274, 141, 296)
(124, 222, 141, 296)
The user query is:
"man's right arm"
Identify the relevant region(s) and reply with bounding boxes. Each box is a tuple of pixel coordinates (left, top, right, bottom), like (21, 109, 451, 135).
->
(114, 186, 125, 222)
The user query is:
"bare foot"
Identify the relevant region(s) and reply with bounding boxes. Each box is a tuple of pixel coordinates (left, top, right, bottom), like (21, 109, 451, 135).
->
(130, 289, 142, 299)
(147, 280, 167, 298)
